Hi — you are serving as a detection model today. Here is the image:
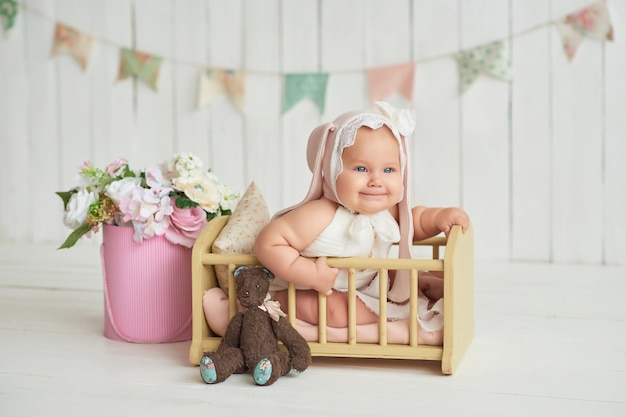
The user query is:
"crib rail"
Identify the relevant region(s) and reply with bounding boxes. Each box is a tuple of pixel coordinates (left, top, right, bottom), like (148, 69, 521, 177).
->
(189, 215, 473, 374)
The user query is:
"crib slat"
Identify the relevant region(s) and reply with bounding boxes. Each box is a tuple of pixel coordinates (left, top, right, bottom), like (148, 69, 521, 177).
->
(378, 268, 388, 346)
(227, 264, 237, 319)
(318, 292, 327, 344)
(201, 253, 259, 266)
(287, 283, 296, 327)
(326, 257, 443, 271)
(409, 269, 419, 347)
(432, 245, 440, 259)
(348, 268, 356, 344)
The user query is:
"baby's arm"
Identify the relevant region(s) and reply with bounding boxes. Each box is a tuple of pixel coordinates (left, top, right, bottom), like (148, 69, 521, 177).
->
(254, 198, 339, 296)
(412, 206, 470, 241)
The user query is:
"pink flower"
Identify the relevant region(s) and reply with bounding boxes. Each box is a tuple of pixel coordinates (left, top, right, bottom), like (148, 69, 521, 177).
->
(105, 158, 128, 178)
(164, 198, 208, 248)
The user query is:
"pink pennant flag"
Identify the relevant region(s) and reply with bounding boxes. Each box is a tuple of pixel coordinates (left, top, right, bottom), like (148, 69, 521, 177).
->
(367, 62, 415, 104)
(197, 68, 246, 113)
(556, 2, 613, 61)
(51, 23, 94, 70)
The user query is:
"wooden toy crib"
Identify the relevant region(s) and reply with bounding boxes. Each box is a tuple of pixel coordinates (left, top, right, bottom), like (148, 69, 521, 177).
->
(189, 215, 474, 375)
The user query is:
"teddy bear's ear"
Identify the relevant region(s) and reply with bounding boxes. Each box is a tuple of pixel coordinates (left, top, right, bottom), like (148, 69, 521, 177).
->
(233, 265, 249, 279)
(261, 267, 274, 282)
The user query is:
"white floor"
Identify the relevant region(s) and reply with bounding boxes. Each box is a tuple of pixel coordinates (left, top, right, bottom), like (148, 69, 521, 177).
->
(1, 242, 625, 417)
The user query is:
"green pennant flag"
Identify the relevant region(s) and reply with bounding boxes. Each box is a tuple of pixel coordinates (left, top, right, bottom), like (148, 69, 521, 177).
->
(117, 48, 163, 92)
(0, 0, 18, 34)
(455, 40, 512, 93)
(283, 73, 329, 114)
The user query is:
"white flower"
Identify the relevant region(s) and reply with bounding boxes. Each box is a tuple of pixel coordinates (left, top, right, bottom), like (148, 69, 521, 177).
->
(105, 177, 141, 206)
(219, 184, 240, 212)
(167, 153, 204, 179)
(74, 172, 104, 193)
(173, 173, 223, 213)
(63, 188, 98, 229)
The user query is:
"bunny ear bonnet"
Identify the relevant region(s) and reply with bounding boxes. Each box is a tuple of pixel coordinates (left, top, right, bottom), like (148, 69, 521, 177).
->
(274, 102, 417, 302)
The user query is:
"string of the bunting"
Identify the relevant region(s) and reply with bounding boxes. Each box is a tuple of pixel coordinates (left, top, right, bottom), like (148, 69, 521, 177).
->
(3, 1, 615, 114)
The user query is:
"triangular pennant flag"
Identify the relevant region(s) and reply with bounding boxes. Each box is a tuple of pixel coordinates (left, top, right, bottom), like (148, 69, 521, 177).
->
(556, 2, 613, 61)
(455, 40, 512, 93)
(197, 68, 246, 113)
(367, 62, 415, 104)
(51, 23, 94, 71)
(0, 0, 18, 35)
(117, 48, 162, 92)
(283, 73, 329, 114)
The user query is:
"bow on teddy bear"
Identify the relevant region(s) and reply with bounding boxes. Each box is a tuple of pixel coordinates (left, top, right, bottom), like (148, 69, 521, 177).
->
(200, 265, 311, 386)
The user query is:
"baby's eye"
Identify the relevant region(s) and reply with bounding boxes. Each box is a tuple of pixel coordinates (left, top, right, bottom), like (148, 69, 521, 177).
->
(356, 166, 367, 173)
(383, 167, 394, 173)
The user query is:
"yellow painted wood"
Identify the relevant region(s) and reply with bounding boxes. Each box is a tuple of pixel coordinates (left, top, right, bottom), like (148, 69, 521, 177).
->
(318, 292, 327, 344)
(347, 269, 357, 345)
(441, 225, 475, 375)
(409, 269, 419, 347)
(188, 215, 474, 375)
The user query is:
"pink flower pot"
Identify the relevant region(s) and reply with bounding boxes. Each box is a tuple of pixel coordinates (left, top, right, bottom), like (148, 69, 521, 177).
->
(101, 224, 192, 343)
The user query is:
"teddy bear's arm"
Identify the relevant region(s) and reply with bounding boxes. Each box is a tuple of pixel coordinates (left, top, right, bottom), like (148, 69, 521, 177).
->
(219, 312, 244, 350)
(272, 318, 311, 372)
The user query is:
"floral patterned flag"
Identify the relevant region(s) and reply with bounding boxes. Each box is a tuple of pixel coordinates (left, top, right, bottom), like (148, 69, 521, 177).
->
(197, 68, 246, 113)
(283, 73, 329, 114)
(556, 2, 613, 61)
(117, 48, 162, 91)
(367, 62, 415, 104)
(51, 23, 94, 70)
(455, 40, 512, 93)
(0, 0, 18, 35)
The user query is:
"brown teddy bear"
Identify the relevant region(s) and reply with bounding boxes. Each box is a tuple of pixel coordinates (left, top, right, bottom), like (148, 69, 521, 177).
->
(200, 265, 311, 386)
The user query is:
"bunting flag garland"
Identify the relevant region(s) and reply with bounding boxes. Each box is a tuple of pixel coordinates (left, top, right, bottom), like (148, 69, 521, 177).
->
(2, 2, 618, 105)
(556, 1, 613, 61)
(51, 23, 93, 70)
(455, 40, 512, 93)
(367, 62, 415, 104)
(117, 48, 163, 91)
(0, 0, 17, 35)
(283, 73, 329, 114)
(197, 68, 247, 113)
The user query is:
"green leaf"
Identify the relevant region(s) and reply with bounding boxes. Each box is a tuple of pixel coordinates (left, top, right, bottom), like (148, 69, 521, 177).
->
(174, 196, 199, 209)
(57, 223, 93, 249)
(56, 190, 76, 209)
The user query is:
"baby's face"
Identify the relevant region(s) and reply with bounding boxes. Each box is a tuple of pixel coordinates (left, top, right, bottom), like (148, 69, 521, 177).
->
(335, 126, 403, 215)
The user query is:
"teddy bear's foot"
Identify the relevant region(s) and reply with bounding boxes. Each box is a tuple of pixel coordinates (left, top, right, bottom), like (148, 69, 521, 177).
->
(253, 358, 273, 386)
(200, 355, 218, 384)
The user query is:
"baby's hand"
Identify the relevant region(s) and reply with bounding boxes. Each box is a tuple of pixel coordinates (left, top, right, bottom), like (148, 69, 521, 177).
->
(312, 256, 338, 297)
(436, 208, 470, 236)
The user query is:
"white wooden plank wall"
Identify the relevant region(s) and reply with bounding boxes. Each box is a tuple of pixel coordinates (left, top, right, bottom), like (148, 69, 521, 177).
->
(0, 0, 624, 265)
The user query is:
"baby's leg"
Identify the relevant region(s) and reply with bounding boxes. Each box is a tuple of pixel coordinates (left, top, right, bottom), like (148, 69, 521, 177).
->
(418, 270, 444, 300)
(295, 319, 442, 345)
(202, 287, 244, 336)
(274, 289, 378, 328)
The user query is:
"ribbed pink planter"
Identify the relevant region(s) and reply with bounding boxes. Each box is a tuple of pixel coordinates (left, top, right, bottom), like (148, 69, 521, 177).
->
(101, 224, 192, 343)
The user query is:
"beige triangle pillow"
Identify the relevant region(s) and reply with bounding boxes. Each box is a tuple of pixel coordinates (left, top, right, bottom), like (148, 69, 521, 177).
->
(212, 182, 270, 291)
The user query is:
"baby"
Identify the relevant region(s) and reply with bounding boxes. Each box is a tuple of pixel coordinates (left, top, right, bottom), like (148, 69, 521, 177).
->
(204, 102, 470, 345)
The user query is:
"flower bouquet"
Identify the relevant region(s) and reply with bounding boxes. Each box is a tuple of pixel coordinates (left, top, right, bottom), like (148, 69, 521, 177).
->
(57, 153, 238, 343)
(57, 152, 238, 249)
